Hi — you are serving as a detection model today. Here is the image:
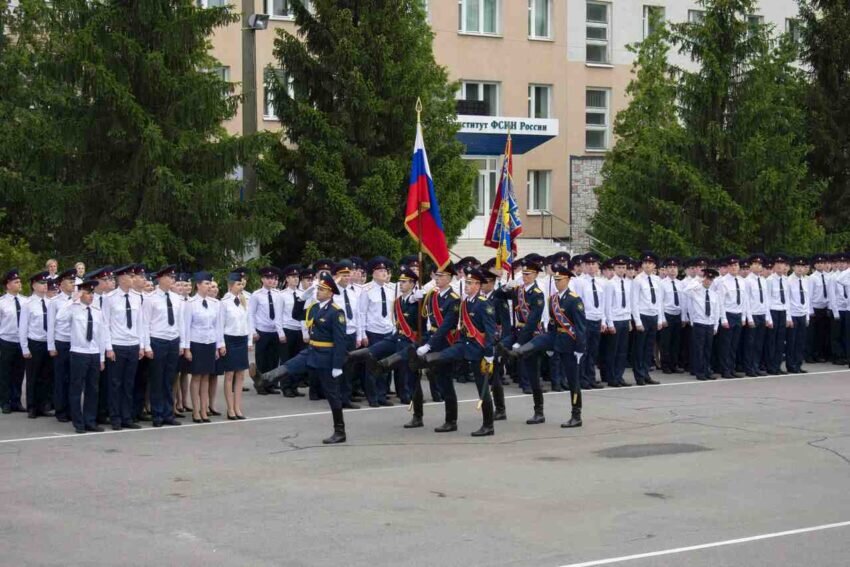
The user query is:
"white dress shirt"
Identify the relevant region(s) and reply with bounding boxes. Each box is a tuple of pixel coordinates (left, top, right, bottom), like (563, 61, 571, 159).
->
(219, 293, 252, 348)
(605, 275, 632, 323)
(248, 287, 284, 338)
(787, 274, 813, 320)
(19, 294, 50, 354)
(56, 300, 111, 361)
(334, 284, 361, 336)
(358, 281, 395, 338)
(660, 277, 684, 318)
(102, 288, 145, 348)
(716, 274, 751, 325)
(47, 292, 73, 350)
(765, 274, 789, 312)
(279, 287, 302, 331)
(576, 274, 607, 323)
(830, 270, 850, 318)
(809, 270, 830, 309)
(684, 279, 720, 331)
(631, 272, 666, 325)
(181, 295, 223, 349)
(0, 293, 23, 343)
(142, 287, 183, 349)
(744, 273, 773, 327)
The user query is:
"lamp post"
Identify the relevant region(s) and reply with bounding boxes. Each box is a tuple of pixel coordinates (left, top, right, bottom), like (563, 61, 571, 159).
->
(241, 3, 269, 202)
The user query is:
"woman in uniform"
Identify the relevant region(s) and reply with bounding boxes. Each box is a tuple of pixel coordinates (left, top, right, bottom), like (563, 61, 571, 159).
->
(181, 272, 222, 423)
(219, 272, 251, 419)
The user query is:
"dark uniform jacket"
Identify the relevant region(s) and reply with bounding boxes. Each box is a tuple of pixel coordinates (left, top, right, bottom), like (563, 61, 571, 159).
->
(548, 290, 587, 354)
(424, 287, 460, 350)
(305, 301, 347, 369)
(495, 282, 545, 343)
(458, 295, 496, 361)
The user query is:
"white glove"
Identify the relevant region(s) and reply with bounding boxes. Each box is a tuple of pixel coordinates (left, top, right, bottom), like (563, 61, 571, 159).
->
(416, 345, 431, 357)
(512, 343, 521, 351)
(545, 351, 554, 357)
(411, 289, 425, 301)
(484, 356, 494, 364)
(302, 331, 310, 342)
(575, 352, 584, 364)
(332, 368, 343, 378)
(505, 280, 519, 289)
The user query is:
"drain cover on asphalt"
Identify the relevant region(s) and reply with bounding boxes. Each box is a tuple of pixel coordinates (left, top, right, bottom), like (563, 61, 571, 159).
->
(596, 443, 710, 459)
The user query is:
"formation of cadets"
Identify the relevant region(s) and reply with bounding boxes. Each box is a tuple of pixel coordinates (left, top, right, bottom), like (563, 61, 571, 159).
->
(2, 250, 849, 444)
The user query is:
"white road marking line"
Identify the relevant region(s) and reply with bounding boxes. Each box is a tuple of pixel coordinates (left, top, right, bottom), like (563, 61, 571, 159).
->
(558, 520, 850, 567)
(0, 368, 846, 445)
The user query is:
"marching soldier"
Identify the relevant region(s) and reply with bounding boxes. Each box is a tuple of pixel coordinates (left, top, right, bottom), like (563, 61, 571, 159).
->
(480, 260, 508, 420)
(419, 268, 497, 436)
(415, 263, 461, 432)
(19, 272, 54, 418)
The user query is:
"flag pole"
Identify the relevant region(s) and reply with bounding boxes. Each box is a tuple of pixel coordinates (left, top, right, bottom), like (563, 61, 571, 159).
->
(413, 97, 425, 413)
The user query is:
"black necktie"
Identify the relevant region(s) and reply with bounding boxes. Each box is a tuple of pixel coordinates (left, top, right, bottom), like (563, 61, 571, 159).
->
(166, 292, 175, 326)
(99, 295, 103, 309)
(125, 294, 132, 329)
(86, 306, 93, 342)
(202, 299, 208, 309)
(735, 277, 740, 305)
(14, 296, 20, 326)
(705, 289, 711, 317)
(267, 290, 275, 320)
(779, 278, 785, 304)
(344, 289, 353, 319)
(648, 277, 656, 304)
(380, 287, 387, 317)
(620, 279, 626, 308)
(758, 278, 764, 303)
(41, 298, 48, 331)
(591, 279, 599, 308)
(822, 274, 827, 299)
(235, 297, 240, 307)
(672, 280, 679, 307)
(799, 279, 805, 305)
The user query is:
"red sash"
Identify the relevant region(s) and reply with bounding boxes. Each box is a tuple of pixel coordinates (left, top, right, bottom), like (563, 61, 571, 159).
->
(461, 300, 486, 348)
(550, 293, 576, 339)
(516, 286, 530, 323)
(395, 298, 418, 342)
(430, 290, 458, 345)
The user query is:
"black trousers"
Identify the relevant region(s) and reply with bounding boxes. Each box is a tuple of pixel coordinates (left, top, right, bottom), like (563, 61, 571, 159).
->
(690, 323, 714, 380)
(810, 308, 831, 361)
(659, 313, 682, 372)
(109, 345, 140, 426)
(69, 352, 100, 430)
(766, 310, 787, 373)
(255, 330, 282, 375)
(53, 341, 72, 419)
(581, 319, 602, 387)
(0, 338, 25, 411)
(786, 316, 807, 372)
(743, 314, 767, 375)
(25, 339, 52, 411)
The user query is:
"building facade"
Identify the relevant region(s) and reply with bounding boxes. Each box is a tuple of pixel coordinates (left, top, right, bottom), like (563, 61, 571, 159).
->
(206, 0, 801, 253)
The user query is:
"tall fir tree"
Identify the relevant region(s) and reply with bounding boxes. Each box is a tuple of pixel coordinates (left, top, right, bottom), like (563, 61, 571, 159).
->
(259, 0, 474, 264)
(800, 0, 850, 246)
(592, 0, 821, 256)
(0, 0, 281, 269)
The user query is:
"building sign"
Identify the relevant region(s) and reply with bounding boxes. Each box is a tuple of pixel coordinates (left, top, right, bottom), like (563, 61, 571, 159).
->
(455, 115, 559, 155)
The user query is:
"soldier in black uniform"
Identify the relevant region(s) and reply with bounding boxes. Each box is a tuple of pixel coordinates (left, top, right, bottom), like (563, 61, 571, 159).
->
(420, 269, 497, 436)
(260, 273, 348, 444)
(480, 259, 509, 421)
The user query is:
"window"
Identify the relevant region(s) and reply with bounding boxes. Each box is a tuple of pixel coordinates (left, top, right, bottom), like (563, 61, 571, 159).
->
(264, 68, 293, 120)
(458, 0, 500, 35)
(211, 66, 230, 82)
(688, 10, 705, 24)
(458, 81, 500, 116)
(642, 5, 665, 38)
(585, 88, 609, 151)
(527, 171, 551, 212)
(786, 18, 802, 43)
(199, 0, 228, 6)
(528, 0, 551, 39)
(266, 0, 294, 19)
(528, 84, 551, 119)
(586, 2, 610, 64)
(467, 158, 498, 216)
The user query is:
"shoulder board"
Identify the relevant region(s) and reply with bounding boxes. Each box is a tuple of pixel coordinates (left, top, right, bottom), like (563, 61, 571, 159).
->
(569, 292, 580, 298)
(330, 303, 342, 310)
(187, 295, 199, 303)
(449, 292, 459, 300)
(362, 282, 376, 291)
(531, 285, 542, 293)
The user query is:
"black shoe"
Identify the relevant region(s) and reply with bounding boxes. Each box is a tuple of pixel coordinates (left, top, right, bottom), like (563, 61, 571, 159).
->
(1, 406, 11, 414)
(722, 373, 735, 379)
(193, 418, 203, 424)
(152, 421, 163, 428)
(432, 395, 443, 403)
(368, 402, 380, 408)
(292, 389, 305, 397)
(122, 422, 142, 429)
(635, 380, 646, 386)
(96, 416, 109, 425)
(404, 416, 424, 428)
(27, 409, 37, 419)
(471, 425, 494, 437)
(778, 370, 788, 375)
(236, 415, 246, 420)
(757, 370, 768, 376)
(493, 409, 507, 421)
(227, 414, 238, 420)
(607, 382, 621, 388)
(797, 369, 808, 374)
(526, 412, 545, 425)
(75, 428, 86, 434)
(208, 409, 221, 417)
(56, 415, 70, 422)
(746, 372, 758, 377)
(173, 411, 185, 419)
(38, 409, 55, 417)
(202, 418, 211, 423)
(283, 389, 298, 398)
(521, 388, 533, 395)
(256, 386, 270, 396)
(111, 424, 122, 431)
(342, 402, 361, 410)
(322, 428, 347, 444)
(138, 413, 153, 422)
(645, 378, 660, 385)
(85, 425, 104, 433)
(591, 382, 605, 389)
(617, 381, 632, 387)
(550, 384, 563, 392)
(434, 421, 457, 433)
(561, 417, 582, 428)
(350, 396, 364, 403)
(378, 399, 394, 407)
(309, 394, 320, 401)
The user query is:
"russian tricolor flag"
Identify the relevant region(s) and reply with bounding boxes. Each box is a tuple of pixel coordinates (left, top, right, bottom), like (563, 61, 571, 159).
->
(405, 122, 451, 271)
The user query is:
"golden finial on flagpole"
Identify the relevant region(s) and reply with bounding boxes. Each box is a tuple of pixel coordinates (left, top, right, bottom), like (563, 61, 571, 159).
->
(416, 97, 423, 124)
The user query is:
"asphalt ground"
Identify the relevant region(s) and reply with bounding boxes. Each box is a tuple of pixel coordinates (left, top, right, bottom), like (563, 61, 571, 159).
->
(1, 364, 848, 567)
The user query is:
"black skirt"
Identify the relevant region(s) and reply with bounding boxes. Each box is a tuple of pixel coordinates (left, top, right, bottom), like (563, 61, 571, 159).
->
(222, 334, 249, 372)
(190, 342, 217, 375)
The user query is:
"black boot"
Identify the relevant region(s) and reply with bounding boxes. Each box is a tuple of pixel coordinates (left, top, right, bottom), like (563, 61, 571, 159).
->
(260, 364, 288, 392)
(377, 351, 404, 370)
(526, 390, 545, 424)
(323, 409, 347, 444)
(561, 408, 582, 428)
(472, 399, 495, 436)
(471, 424, 494, 436)
(404, 415, 424, 428)
(435, 399, 457, 432)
